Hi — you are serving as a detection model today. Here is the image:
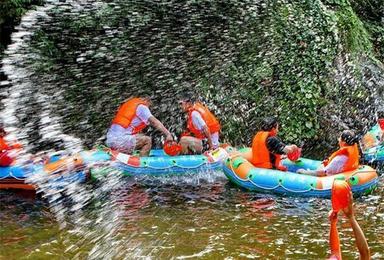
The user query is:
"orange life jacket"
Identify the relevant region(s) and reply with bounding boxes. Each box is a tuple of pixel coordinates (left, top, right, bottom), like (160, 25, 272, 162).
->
(323, 144, 359, 172)
(187, 103, 221, 139)
(0, 137, 11, 152)
(251, 131, 285, 170)
(111, 98, 149, 134)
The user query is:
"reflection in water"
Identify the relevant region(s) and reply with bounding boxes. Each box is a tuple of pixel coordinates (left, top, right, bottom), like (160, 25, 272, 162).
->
(2, 170, 382, 259)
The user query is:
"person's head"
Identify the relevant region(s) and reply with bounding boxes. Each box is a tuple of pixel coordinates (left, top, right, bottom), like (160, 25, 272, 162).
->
(141, 96, 152, 107)
(261, 117, 279, 135)
(179, 96, 194, 112)
(339, 130, 358, 147)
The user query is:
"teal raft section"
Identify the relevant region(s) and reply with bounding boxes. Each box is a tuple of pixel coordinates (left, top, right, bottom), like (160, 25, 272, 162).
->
(364, 145, 384, 164)
(223, 153, 379, 198)
(0, 164, 87, 189)
(88, 149, 223, 179)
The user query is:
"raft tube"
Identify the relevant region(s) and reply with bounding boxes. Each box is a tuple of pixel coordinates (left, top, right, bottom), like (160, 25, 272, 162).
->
(0, 151, 108, 190)
(89, 147, 229, 179)
(362, 124, 384, 164)
(223, 147, 379, 198)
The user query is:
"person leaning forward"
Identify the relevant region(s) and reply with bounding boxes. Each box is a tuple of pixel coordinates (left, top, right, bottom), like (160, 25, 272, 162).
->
(106, 97, 173, 156)
(251, 117, 298, 171)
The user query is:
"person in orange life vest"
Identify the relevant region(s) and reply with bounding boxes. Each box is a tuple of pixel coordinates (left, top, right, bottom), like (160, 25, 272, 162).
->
(0, 125, 22, 166)
(328, 191, 370, 260)
(251, 117, 298, 171)
(361, 110, 384, 151)
(297, 130, 359, 176)
(178, 98, 220, 154)
(106, 97, 173, 156)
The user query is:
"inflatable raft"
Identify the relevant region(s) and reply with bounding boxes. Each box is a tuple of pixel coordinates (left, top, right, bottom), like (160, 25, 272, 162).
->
(223, 147, 379, 197)
(89, 147, 229, 179)
(0, 151, 110, 190)
(361, 124, 384, 164)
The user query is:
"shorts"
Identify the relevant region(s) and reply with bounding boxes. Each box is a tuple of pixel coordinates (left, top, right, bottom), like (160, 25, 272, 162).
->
(106, 131, 137, 154)
(202, 139, 209, 151)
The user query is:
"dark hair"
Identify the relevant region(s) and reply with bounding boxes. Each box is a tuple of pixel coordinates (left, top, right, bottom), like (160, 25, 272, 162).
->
(340, 130, 358, 145)
(179, 94, 195, 104)
(261, 117, 278, 131)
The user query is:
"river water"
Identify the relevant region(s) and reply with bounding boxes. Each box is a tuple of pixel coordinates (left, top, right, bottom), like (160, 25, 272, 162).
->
(1, 0, 384, 258)
(1, 169, 383, 259)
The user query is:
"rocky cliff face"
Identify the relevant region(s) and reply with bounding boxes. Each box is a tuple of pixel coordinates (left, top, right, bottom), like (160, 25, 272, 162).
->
(1, 0, 383, 156)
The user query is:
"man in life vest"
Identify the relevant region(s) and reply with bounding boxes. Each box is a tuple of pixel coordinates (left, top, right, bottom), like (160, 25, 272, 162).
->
(0, 125, 22, 167)
(178, 98, 221, 154)
(106, 97, 173, 156)
(251, 117, 298, 171)
(297, 130, 360, 176)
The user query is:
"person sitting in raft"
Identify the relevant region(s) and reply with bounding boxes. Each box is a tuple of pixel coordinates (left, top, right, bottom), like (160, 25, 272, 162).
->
(297, 130, 359, 176)
(106, 97, 173, 156)
(328, 192, 370, 260)
(251, 117, 298, 171)
(361, 110, 384, 150)
(178, 98, 221, 154)
(0, 125, 23, 167)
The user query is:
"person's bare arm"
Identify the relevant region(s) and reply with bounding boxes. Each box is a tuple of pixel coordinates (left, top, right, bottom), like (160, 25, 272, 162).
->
(201, 125, 213, 149)
(343, 193, 370, 260)
(148, 116, 173, 141)
(329, 210, 342, 260)
(297, 168, 326, 176)
(283, 144, 297, 154)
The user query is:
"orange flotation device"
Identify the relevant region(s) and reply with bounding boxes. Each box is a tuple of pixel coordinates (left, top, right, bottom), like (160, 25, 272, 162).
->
(251, 131, 285, 170)
(378, 118, 384, 131)
(287, 147, 301, 162)
(187, 102, 220, 139)
(112, 98, 149, 134)
(0, 151, 13, 167)
(0, 136, 10, 151)
(331, 180, 351, 212)
(0, 137, 22, 167)
(323, 144, 359, 172)
(163, 140, 182, 156)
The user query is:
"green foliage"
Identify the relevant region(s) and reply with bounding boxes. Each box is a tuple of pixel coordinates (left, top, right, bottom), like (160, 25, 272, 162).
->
(19, 0, 384, 154)
(349, 0, 384, 62)
(0, 0, 44, 56)
(334, 7, 373, 54)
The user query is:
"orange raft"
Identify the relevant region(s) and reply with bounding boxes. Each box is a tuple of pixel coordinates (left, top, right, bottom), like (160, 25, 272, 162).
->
(223, 147, 379, 197)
